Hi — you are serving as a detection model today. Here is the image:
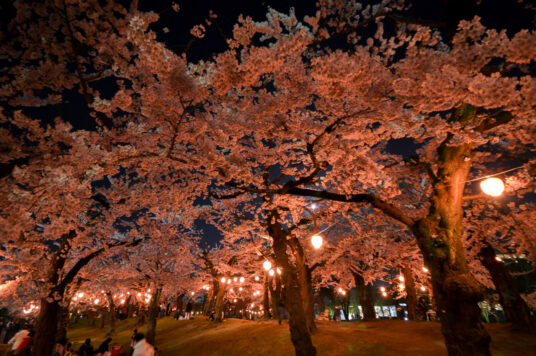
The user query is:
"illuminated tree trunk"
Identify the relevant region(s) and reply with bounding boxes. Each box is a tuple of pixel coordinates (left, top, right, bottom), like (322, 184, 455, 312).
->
(214, 283, 226, 322)
(402, 266, 417, 321)
(87, 308, 95, 326)
(146, 288, 161, 345)
(204, 287, 215, 315)
(478, 241, 535, 332)
(176, 293, 184, 314)
(105, 292, 116, 337)
(126, 296, 134, 318)
(269, 275, 280, 320)
(33, 297, 61, 356)
(352, 271, 375, 321)
(341, 295, 350, 321)
(263, 275, 271, 319)
(56, 303, 70, 340)
(137, 303, 146, 325)
(269, 210, 317, 356)
(411, 128, 491, 356)
(98, 307, 105, 329)
(298, 265, 317, 333)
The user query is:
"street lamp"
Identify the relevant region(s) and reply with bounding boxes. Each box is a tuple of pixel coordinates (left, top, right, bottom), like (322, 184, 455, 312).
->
(311, 235, 323, 249)
(268, 269, 275, 276)
(480, 177, 505, 197)
(263, 260, 272, 271)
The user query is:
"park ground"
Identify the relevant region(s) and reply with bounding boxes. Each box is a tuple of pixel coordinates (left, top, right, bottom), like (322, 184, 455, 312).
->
(58, 317, 536, 355)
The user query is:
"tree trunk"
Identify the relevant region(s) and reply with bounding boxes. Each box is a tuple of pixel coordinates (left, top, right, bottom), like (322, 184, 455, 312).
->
(269, 209, 317, 356)
(56, 303, 70, 341)
(176, 293, 185, 314)
(263, 275, 271, 319)
(352, 271, 375, 321)
(105, 292, 116, 337)
(298, 265, 317, 333)
(146, 288, 161, 345)
(126, 296, 134, 319)
(32, 297, 61, 356)
(402, 265, 417, 321)
(98, 307, 105, 329)
(410, 129, 491, 356)
(478, 241, 535, 332)
(214, 283, 226, 322)
(269, 276, 280, 321)
(203, 288, 214, 315)
(341, 296, 350, 321)
(87, 308, 95, 326)
(137, 303, 146, 326)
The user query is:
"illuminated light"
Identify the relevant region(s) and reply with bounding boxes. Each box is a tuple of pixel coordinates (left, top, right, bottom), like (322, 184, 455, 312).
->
(382, 292, 387, 297)
(94, 299, 100, 305)
(221, 277, 226, 283)
(338, 288, 343, 293)
(251, 303, 254, 307)
(495, 256, 502, 262)
(191, 292, 194, 296)
(120, 294, 124, 297)
(77, 292, 84, 298)
(311, 235, 323, 249)
(276, 268, 281, 275)
(263, 261, 272, 271)
(137, 293, 142, 297)
(380, 287, 386, 292)
(422, 267, 429, 273)
(101, 290, 104, 293)
(311, 203, 317, 210)
(230, 288, 234, 293)
(268, 269, 275, 277)
(127, 292, 130, 295)
(73, 297, 78, 301)
(148, 289, 151, 293)
(480, 177, 505, 197)
(120, 299, 125, 304)
(342, 291, 346, 296)
(239, 277, 245, 283)
(398, 275, 405, 282)
(399, 283, 405, 289)
(239, 287, 243, 291)
(254, 276, 260, 281)
(420, 286, 426, 291)
(233, 299, 237, 303)
(234, 277, 238, 282)
(227, 279, 231, 284)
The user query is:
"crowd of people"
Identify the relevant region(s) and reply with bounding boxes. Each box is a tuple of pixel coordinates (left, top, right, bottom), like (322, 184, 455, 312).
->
(1, 322, 156, 356)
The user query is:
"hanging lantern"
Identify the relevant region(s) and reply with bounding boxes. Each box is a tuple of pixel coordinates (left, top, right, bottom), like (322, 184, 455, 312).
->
(311, 235, 323, 249)
(480, 177, 504, 197)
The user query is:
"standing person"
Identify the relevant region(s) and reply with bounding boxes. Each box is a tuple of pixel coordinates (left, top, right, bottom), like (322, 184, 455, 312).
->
(77, 338, 94, 356)
(131, 333, 154, 356)
(15, 330, 33, 356)
(96, 338, 112, 356)
(185, 302, 193, 320)
(278, 302, 288, 325)
(7, 326, 30, 354)
(130, 329, 137, 347)
(64, 342, 73, 356)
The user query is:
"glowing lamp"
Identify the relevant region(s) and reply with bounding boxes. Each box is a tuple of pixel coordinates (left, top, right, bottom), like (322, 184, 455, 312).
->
(311, 235, 323, 249)
(495, 256, 502, 262)
(342, 291, 346, 296)
(254, 276, 260, 281)
(230, 288, 234, 292)
(420, 286, 426, 291)
(399, 283, 404, 289)
(422, 267, 429, 273)
(73, 297, 78, 301)
(191, 292, 194, 295)
(239, 277, 245, 283)
(77, 292, 84, 298)
(380, 287, 386, 292)
(221, 277, 226, 283)
(263, 261, 272, 271)
(382, 292, 387, 297)
(268, 269, 275, 276)
(94, 299, 99, 305)
(338, 288, 343, 293)
(148, 289, 151, 293)
(234, 277, 238, 282)
(233, 299, 237, 303)
(276, 268, 281, 275)
(398, 275, 405, 282)
(121, 299, 125, 304)
(480, 177, 504, 197)
(227, 279, 231, 284)
(137, 293, 142, 297)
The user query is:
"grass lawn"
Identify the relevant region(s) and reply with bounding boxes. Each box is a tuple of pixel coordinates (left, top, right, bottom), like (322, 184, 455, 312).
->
(65, 317, 536, 356)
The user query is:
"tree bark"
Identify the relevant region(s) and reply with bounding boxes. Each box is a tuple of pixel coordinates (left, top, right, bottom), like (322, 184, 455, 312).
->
(402, 265, 417, 321)
(409, 127, 491, 355)
(126, 296, 134, 319)
(98, 307, 105, 329)
(176, 293, 185, 315)
(269, 209, 317, 356)
(203, 288, 214, 316)
(33, 297, 61, 356)
(263, 275, 271, 319)
(105, 292, 116, 337)
(56, 303, 70, 341)
(87, 308, 95, 326)
(137, 303, 146, 326)
(298, 265, 317, 333)
(478, 241, 535, 332)
(146, 288, 161, 345)
(214, 282, 226, 322)
(352, 271, 376, 321)
(269, 275, 280, 321)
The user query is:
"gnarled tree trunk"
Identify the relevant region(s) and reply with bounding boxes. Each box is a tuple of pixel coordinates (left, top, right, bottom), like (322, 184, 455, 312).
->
(56, 303, 70, 341)
(478, 241, 534, 332)
(263, 275, 271, 319)
(146, 288, 161, 345)
(269, 209, 316, 356)
(137, 303, 147, 326)
(33, 297, 61, 356)
(402, 265, 417, 321)
(352, 271, 375, 321)
(214, 283, 226, 322)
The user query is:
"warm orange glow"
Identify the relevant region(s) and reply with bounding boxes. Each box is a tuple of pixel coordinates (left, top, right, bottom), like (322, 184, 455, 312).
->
(311, 235, 323, 249)
(381, 292, 387, 297)
(495, 256, 502, 262)
(221, 277, 226, 283)
(239, 277, 245, 283)
(263, 261, 272, 271)
(480, 177, 505, 196)
(398, 275, 404, 282)
(254, 276, 260, 281)
(422, 267, 429, 273)
(380, 287, 385, 292)
(268, 269, 275, 276)
(420, 286, 426, 291)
